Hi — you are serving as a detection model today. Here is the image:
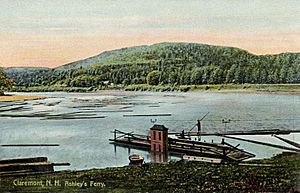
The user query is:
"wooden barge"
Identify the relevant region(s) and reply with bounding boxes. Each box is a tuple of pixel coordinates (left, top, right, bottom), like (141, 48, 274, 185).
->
(109, 125, 255, 162)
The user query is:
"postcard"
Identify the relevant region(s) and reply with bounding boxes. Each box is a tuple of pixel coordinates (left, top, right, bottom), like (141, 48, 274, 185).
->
(0, 1, 299, 192)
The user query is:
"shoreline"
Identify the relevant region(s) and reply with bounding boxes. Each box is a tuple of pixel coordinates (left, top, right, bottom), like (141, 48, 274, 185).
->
(196, 89, 300, 95)
(5, 83, 300, 97)
(1, 153, 299, 192)
(0, 95, 46, 102)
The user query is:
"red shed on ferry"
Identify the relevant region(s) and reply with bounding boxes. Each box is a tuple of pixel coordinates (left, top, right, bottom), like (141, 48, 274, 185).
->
(150, 124, 168, 153)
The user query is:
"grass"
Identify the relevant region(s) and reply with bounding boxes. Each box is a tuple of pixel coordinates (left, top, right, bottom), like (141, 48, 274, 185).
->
(1, 153, 300, 193)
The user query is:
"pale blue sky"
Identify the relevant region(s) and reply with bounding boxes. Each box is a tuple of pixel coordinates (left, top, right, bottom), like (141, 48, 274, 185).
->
(0, 0, 299, 67)
(1, 0, 300, 34)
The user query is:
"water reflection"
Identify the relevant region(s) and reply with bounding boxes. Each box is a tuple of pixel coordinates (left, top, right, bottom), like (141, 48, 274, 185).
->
(150, 152, 168, 163)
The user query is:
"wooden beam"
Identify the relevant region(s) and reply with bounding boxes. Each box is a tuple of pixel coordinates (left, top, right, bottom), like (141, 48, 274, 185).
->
(222, 135, 300, 152)
(273, 135, 300, 149)
(170, 129, 300, 136)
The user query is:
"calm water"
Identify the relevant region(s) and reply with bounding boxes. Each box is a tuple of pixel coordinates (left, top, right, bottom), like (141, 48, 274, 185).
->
(0, 91, 299, 170)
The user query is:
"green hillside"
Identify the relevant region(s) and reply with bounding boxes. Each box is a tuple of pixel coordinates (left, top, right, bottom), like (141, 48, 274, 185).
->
(5, 42, 300, 88)
(4, 67, 50, 86)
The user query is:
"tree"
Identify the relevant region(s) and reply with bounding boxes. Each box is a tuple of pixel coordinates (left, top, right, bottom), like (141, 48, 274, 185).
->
(168, 71, 178, 85)
(146, 71, 160, 85)
(5, 43, 300, 88)
(225, 65, 236, 83)
(180, 71, 191, 85)
(0, 68, 13, 95)
(191, 68, 203, 84)
(234, 66, 242, 84)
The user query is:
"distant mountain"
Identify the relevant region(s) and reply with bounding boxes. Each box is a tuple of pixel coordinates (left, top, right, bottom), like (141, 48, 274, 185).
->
(54, 42, 257, 71)
(4, 42, 300, 87)
(54, 45, 149, 72)
(4, 67, 50, 73)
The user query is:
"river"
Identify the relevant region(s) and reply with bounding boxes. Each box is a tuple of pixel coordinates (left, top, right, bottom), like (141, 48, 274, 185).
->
(0, 91, 299, 170)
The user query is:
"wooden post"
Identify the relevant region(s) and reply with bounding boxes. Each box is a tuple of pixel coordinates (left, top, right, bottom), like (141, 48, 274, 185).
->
(221, 138, 226, 159)
(197, 120, 201, 141)
(181, 130, 185, 139)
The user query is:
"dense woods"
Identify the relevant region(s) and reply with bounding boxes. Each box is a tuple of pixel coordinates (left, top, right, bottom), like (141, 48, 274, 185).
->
(4, 67, 50, 87)
(0, 67, 13, 95)
(5, 43, 300, 88)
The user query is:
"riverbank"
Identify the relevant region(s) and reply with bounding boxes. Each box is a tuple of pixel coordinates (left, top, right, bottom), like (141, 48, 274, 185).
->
(125, 84, 300, 94)
(9, 83, 300, 94)
(0, 94, 46, 102)
(1, 153, 299, 193)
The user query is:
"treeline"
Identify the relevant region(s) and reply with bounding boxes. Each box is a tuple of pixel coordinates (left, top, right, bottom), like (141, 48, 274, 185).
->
(4, 67, 50, 87)
(5, 43, 300, 87)
(0, 67, 13, 95)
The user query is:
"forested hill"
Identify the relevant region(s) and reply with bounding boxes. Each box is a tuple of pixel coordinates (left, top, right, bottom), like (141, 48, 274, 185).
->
(4, 67, 50, 86)
(54, 45, 148, 72)
(5, 42, 300, 87)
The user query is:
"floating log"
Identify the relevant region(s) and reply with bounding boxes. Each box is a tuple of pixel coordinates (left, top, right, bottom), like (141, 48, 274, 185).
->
(0, 157, 47, 164)
(0, 162, 70, 169)
(148, 105, 160, 108)
(123, 113, 172, 117)
(79, 109, 133, 113)
(43, 116, 106, 120)
(1, 144, 60, 147)
(0, 114, 38, 118)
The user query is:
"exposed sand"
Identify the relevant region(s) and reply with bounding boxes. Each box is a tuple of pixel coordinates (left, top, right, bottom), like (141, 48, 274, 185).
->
(0, 95, 46, 102)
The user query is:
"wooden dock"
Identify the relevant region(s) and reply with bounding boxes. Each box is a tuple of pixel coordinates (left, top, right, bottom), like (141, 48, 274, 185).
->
(168, 138, 254, 161)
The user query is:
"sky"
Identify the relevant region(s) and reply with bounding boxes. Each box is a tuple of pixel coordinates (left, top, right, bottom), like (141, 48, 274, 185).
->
(0, 0, 300, 68)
